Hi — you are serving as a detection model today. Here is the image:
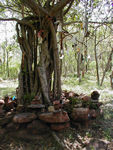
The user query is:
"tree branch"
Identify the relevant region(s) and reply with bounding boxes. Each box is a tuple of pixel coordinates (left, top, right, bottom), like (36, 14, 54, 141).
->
(63, 21, 113, 26)
(20, 0, 50, 16)
(96, 35, 110, 46)
(0, 5, 22, 14)
(63, 0, 74, 15)
(0, 18, 34, 29)
(50, 0, 72, 16)
(44, 0, 52, 7)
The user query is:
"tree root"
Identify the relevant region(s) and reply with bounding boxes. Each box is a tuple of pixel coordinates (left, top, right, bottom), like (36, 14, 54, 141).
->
(51, 131, 71, 150)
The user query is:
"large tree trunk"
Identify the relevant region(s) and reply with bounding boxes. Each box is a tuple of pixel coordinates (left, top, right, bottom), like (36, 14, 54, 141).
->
(16, 16, 61, 105)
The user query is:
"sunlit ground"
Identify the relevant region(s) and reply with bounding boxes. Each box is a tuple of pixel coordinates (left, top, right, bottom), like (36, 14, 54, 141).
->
(0, 79, 18, 98)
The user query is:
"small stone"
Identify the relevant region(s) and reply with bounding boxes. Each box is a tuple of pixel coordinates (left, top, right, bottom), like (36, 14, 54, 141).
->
(74, 103, 82, 108)
(81, 95, 91, 102)
(48, 106, 55, 112)
(39, 111, 70, 123)
(13, 113, 37, 123)
(53, 100, 60, 105)
(5, 111, 13, 116)
(64, 91, 79, 99)
(89, 109, 97, 118)
(62, 99, 70, 105)
(68, 91, 78, 98)
(53, 101, 63, 110)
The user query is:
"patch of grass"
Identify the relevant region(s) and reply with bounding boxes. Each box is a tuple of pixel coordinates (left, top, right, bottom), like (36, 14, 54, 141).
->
(0, 87, 16, 98)
(102, 128, 112, 141)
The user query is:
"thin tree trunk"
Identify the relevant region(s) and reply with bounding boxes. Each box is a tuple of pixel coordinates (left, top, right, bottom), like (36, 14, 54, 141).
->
(64, 43, 67, 78)
(3, 48, 6, 73)
(77, 53, 80, 78)
(100, 49, 113, 86)
(49, 21, 61, 99)
(94, 30, 100, 85)
(85, 37, 88, 72)
(6, 51, 9, 77)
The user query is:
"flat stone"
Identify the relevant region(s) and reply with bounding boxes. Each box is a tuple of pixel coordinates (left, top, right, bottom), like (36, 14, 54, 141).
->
(13, 113, 37, 123)
(27, 104, 45, 109)
(51, 122, 70, 131)
(39, 111, 70, 123)
(31, 99, 41, 104)
(71, 108, 89, 121)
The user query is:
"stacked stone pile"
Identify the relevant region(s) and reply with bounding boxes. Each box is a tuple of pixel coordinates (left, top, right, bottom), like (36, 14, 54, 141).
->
(0, 90, 103, 133)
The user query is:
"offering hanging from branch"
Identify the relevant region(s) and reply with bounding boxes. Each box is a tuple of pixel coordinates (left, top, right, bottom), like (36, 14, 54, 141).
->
(57, 22, 62, 32)
(38, 30, 44, 44)
(72, 37, 77, 48)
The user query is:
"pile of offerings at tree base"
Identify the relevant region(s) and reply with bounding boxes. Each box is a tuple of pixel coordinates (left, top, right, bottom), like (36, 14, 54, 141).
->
(0, 90, 103, 132)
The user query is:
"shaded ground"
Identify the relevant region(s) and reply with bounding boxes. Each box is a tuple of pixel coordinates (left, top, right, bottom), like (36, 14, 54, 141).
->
(0, 79, 113, 150)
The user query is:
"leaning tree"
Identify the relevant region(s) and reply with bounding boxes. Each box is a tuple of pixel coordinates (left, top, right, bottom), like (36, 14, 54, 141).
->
(0, 0, 77, 105)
